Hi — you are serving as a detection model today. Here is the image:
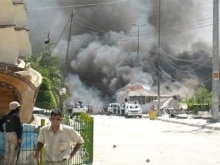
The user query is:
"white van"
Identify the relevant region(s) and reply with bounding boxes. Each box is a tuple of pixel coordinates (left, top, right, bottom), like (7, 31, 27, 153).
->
(124, 103, 142, 118)
(107, 103, 121, 115)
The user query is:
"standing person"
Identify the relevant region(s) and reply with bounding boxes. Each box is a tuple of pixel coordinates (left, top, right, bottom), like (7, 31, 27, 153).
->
(0, 101, 23, 165)
(34, 109, 84, 165)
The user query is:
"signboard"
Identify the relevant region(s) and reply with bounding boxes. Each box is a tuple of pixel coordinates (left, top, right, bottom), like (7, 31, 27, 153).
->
(213, 72, 219, 79)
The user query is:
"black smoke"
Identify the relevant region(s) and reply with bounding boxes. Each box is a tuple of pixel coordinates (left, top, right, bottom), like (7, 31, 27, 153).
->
(27, 0, 212, 110)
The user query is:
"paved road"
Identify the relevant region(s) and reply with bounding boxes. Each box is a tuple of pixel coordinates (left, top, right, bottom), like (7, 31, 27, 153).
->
(93, 115, 220, 165)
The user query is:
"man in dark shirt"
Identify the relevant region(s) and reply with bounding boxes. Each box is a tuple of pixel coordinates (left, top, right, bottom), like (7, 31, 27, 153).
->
(0, 101, 23, 165)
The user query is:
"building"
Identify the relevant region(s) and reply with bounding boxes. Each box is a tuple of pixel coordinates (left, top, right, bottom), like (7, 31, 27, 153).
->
(116, 84, 173, 113)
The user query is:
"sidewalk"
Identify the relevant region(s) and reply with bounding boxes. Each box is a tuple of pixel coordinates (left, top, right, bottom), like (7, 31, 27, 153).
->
(156, 115, 220, 131)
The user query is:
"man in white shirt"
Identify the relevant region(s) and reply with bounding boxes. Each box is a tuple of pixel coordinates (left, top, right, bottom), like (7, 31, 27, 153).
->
(33, 109, 84, 165)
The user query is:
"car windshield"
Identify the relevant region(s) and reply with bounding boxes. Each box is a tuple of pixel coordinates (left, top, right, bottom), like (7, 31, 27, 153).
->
(129, 105, 139, 109)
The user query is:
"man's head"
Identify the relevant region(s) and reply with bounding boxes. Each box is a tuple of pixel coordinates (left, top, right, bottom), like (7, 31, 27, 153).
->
(49, 110, 63, 127)
(9, 101, 21, 111)
(50, 109, 63, 118)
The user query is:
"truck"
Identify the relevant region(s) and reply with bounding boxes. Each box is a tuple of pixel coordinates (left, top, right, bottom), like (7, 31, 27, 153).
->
(124, 103, 142, 118)
(67, 101, 88, 117)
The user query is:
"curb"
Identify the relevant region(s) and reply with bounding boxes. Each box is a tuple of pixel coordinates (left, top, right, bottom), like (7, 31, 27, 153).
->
(156, 118, 220, 131)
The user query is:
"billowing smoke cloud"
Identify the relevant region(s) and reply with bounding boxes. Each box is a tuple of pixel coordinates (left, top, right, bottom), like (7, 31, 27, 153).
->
(27, 0, 213, 112)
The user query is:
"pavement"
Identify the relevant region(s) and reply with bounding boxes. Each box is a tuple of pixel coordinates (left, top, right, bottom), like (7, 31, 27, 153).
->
(93, 115, 220, 165)
(154, 114, 220, 131)
(33, 113, 220, 131)
(32, 113, 220, 131)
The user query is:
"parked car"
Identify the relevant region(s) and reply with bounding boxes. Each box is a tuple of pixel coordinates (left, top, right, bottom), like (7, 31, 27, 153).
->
(107, 103, 121, 115)
(124, 103, 142, 118)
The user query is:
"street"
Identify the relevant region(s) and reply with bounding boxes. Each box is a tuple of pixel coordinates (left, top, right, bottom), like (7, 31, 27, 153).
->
(93, 115, 220, 165)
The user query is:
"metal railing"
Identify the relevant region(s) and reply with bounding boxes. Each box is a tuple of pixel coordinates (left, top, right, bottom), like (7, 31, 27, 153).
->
(17, 124, 39, 165)
(68, 113, 94, 165)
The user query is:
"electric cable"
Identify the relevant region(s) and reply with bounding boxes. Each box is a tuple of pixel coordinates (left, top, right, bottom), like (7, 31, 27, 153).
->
(27, 0, 127, 10)
(160, 49, 210, 73)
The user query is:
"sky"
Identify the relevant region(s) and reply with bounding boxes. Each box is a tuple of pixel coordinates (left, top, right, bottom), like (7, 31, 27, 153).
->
(26, 0, 214, 110)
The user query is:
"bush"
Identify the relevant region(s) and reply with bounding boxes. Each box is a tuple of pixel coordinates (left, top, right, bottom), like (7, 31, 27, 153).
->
(35, 77, 57, 109)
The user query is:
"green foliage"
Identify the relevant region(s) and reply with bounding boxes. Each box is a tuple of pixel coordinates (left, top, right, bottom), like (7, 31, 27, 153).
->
(28, 47, 71, 109)
(182, 85, 211, 114)
(194, 85, 211, 104)
(30, 62, 50, 78)
(39, 77, 51, 90)
(35, 77, 57, 109)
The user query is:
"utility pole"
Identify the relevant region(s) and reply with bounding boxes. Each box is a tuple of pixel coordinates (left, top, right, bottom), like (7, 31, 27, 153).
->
(64, 10, 74, 80)
(212, 0, 219, 122)
(61, 10, 76, 113)
(157, 0, 161, 112)
(133, 24, 146, 56)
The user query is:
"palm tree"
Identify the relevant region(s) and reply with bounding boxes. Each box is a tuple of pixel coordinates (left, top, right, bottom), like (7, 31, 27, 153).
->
(27, 48, 70, 109)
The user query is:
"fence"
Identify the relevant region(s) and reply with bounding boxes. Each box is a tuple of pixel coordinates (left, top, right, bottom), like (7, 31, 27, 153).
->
(68, 113, 94, 165)
(0, 112, 94, 165)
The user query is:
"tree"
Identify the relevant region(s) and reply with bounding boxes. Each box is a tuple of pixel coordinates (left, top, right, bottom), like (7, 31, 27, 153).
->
(183, 85, 211, 114)
(35, 77, 57, 109)
(194, 85, 211, 105)
(27, 48, 70, 109)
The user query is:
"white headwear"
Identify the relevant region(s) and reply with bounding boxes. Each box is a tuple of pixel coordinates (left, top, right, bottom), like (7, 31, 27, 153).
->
(9, 101, 21, 110)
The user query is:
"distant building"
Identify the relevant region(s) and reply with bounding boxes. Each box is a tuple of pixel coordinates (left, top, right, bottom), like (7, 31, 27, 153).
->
(116, 84, 173, 113)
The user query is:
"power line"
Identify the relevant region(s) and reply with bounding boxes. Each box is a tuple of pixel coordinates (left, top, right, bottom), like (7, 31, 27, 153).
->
(27, 0, 127, 10)
(159, 66, 211, 85)
(160, 49, 210, 64)
(160, 49, 211, 73)
(50, 14, 72, 55)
